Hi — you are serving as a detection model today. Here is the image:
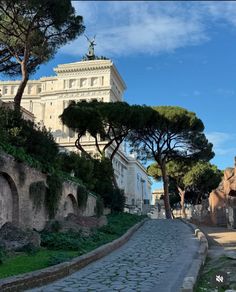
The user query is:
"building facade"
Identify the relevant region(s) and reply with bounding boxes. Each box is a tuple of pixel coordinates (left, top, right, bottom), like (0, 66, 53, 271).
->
(0, 58, 152, 209)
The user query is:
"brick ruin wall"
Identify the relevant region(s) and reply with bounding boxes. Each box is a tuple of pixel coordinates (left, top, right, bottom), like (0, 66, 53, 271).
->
(0, 151, 96, 231)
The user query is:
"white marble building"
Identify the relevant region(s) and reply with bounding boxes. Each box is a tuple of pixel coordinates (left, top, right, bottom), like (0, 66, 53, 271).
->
(0, 58, 152, 209)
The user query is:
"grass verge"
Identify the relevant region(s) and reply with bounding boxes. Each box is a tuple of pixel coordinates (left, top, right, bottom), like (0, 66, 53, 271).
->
(195, 255, 236, 292)
(0, 213, 145, 279)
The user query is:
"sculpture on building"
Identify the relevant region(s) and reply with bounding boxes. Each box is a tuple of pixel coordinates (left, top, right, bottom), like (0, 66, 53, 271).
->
(82, 34, 108, 61)
(85, 34, 96, 60)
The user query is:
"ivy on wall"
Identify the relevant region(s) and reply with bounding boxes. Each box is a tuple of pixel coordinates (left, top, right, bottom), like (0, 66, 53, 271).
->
(76, 184, 88, 210)
(29, 181, 46, 212)
(45, 174, 62, 219)
(95, 195, 104, 218)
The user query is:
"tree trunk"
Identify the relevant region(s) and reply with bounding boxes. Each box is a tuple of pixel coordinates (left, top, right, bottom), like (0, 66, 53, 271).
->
(195, 192, 201, 205)
(14, 62, 28, 111)
(161, 162, 172, 219)
(177, 186, 186, 218)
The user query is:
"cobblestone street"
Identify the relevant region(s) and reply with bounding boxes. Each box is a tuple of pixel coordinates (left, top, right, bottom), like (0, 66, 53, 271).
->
(29, 220, 199, 292)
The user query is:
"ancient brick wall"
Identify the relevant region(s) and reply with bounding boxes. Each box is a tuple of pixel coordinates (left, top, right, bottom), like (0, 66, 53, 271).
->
(0, 151, 96, 231)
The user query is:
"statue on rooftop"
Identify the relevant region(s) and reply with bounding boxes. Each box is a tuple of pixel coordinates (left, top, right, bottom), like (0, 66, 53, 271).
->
(85, 34, 96, 60)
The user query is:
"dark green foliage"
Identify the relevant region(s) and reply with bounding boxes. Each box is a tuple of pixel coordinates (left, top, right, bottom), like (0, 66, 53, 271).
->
(45, 174, 62, 219)
(95, 196, 104, 218)
(92, 158, 114, 207)
(29, 181, 46, 211)
(183, 162, 222, 204)
(47, 253, 74, 266)
(56, 152, 95, 188)
(20, 243, 39, 255)
(0, 214, 144, 278)
(56, 152, 124, 212)
(149, 160, 222, 207)
(60, 101, 154, 161)
(0, 155, 5, 167)
(110, 188, 126, 213)
(49, 220, 62, 233)
(130, 106, 214, 218)
(168, 193, 181, 208)
(0, 143, 42, 170)
(41, 213, 145, 251)
(41, 232, 82, 250)
(0, 245, 6, 265)
(77, 184, 88, 209)
(0, 108, 58, 166)
(100, 213, 146, 236)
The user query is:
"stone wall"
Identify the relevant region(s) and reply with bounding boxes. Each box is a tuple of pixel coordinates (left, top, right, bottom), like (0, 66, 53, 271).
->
(209, 162, 236, 228)
(0, 151, 96, 231)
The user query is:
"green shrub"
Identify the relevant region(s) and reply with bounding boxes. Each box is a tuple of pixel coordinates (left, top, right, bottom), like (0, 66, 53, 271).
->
(110, 188, 125, 213)
(56, 152, 95, 188)
(47, 253, 74, 266)
(95, 195, 104, 218)
(49, 220, 62, 233)
(77, 185, 88, 209)
(21, 243, 39, 255)
(29, 181, 46, 211)
(41, 232, 82, 250)
(0, 245, 6, 264)
(0, 108, 58, 166)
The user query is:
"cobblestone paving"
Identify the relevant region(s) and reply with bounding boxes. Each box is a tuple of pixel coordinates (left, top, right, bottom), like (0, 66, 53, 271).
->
(29, 220, 199, 292)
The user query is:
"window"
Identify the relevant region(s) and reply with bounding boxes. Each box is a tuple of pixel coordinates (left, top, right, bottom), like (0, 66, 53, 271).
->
(28, 85, 32, 94)
(80, 78, 87, 87)
(91, 77, 98, 86)
(4, 88, 8, 95)
(69, 128, 75, 138)
(137, 174, 140, 189)
(11, 86, 16, 94)
(29, 100, 33, 112)
(69, 79, 76, 88)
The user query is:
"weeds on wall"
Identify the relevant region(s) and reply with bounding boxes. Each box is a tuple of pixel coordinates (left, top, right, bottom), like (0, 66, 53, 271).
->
(29, 181, 46, 212)
(95, 195, 104, 218)
(76, 184, 88, 210)
(0, 246, 6, 265)
(0, 154, 5, 167)
(45, 174, 62, 219)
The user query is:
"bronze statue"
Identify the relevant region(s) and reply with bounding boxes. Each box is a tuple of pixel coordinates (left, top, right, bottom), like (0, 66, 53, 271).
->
(85, 34, 96, 60)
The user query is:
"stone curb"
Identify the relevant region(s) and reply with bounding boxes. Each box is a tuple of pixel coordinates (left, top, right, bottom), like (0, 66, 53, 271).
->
(0, 219, 148, 292)
(179, 219, 208, 292)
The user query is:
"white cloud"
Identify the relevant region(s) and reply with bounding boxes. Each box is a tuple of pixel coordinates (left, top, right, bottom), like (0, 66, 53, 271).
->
(206, 132, 236, 156)
(216, 88, 235, 97)
(204, 2, 236, 26)
(64, 1, 207, 57)
(65, 1, 236, 58)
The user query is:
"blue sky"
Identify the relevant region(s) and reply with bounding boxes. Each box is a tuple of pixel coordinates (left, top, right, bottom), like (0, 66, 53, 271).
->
(3, 1, 236, 174)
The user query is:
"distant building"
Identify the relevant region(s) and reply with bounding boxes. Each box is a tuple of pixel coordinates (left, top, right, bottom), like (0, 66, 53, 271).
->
(152, 189, 164, 205)
(0, 57, 152, 210)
